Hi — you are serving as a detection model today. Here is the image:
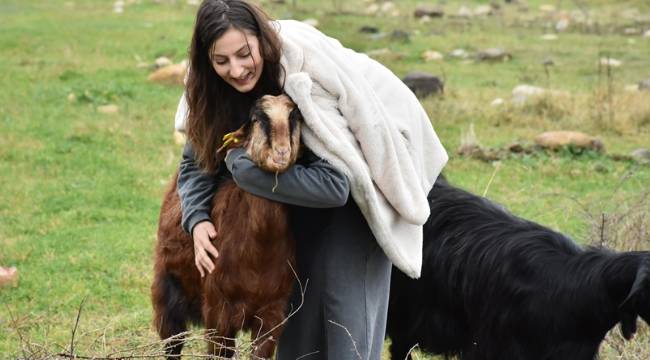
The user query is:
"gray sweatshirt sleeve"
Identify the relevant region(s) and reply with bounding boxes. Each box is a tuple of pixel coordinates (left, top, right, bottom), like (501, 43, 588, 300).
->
(177, 142, 219, 234)
(225, 148, 350, 208)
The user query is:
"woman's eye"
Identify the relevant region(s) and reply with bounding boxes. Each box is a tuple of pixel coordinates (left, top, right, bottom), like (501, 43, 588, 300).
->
(239, 52, 251, 57)
(214, 60, 227, 65)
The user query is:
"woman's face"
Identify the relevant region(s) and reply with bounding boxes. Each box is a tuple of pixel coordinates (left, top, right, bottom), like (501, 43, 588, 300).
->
(210, 27, 264, 93)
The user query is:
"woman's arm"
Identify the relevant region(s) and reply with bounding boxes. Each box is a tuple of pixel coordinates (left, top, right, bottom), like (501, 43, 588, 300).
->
(177, 142, 220, 234)
(177, 142, 226, 277)
(225, 147, 350, 207)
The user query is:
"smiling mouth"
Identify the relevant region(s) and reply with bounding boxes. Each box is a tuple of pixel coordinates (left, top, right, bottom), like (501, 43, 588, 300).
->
(234, 73, 253, 84)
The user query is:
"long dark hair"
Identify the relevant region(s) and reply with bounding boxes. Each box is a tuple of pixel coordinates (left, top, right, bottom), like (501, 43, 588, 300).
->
(186, 0, 284, 172)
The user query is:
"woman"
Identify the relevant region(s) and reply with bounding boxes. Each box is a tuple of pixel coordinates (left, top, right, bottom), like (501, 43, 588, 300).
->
(175, 0, 447, 358)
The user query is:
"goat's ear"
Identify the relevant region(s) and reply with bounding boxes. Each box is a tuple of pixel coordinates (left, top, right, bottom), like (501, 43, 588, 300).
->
(619, 260, 650, 339)
(620, 312, 638, 340)
(249, 98, 265, 122)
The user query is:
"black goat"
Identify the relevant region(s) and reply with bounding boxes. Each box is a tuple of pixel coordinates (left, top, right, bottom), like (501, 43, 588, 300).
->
(388, 176, 650, 360)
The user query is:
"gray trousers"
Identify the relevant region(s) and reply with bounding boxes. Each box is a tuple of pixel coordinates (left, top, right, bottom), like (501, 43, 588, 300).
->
(276, 200, 392, 360)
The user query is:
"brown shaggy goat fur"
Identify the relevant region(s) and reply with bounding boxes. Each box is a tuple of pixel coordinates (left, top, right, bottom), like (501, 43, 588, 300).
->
(151, 94, 302, 359)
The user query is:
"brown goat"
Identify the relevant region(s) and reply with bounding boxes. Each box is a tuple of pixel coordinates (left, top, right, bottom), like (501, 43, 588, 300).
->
(151, 94, 302, 359)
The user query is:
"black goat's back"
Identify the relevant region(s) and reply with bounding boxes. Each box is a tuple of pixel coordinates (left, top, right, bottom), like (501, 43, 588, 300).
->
(387, 176, 648, 360)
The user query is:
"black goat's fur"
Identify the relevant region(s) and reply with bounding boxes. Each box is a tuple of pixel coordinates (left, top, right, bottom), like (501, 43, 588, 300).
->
(387, 176, 650, 360)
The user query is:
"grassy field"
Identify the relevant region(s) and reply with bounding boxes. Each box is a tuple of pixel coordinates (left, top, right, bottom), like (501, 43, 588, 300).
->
(1, 0, 649, 358)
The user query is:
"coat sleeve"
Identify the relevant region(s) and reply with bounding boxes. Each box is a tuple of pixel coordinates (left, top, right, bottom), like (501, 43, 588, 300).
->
(177, 142, 225, 234)
(224, 148, 350, 208)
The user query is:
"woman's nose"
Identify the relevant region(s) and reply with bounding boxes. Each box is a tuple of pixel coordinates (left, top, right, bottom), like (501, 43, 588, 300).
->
(229, 60, 246, 78)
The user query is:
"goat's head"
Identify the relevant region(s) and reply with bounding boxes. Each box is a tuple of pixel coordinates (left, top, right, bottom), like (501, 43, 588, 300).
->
(218, 94, 302, 172)
(244, 94, 302, 173)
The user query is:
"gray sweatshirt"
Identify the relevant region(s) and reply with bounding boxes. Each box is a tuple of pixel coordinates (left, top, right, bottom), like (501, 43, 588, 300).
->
(177, 143, 351, 235)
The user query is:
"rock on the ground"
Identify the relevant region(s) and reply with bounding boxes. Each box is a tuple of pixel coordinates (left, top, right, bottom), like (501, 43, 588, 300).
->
(402, 71, 444, 98)
(414, 5, 444, 18)
(534, 131, 604, 152)
(359, 25, 379, 34)
(599, 58, 622, 67)
(512, 84, 545, 104)
(422, 50, 444, 61)
(449, 49, 469, 59)
(638, 77, 650, 91)
(302, 18, 319, 28)
(477, 48, 512, 62)
(631, 148, 650, 164)
(154, 56, 173, 69)
(457, 6, 473, 18)
(98, 104, 119, 114)
(491, 98, 505, 107)
(390, 30, 410, 42)
(148, 63, 187, 86)
(474, 5, 493, 16)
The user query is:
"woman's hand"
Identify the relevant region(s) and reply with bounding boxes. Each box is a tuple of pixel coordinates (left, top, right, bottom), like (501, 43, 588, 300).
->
(192, 221, 219, 277)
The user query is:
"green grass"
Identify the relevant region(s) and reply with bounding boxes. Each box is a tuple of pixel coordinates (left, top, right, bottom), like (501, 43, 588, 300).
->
(1, 0, 649, 358)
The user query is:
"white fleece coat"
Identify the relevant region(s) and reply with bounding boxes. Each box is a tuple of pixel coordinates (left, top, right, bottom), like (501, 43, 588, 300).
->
(175, 20, 448, 278)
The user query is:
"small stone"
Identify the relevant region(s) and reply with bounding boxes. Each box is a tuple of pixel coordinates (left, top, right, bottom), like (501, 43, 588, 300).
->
(623, 27, 640, 35)
(512, 84, 545, 105)
(541, 33, 558, 40)
(555, 18, 570, 32)
(593, 163, 609, 173)
(491, 98, 505, 107)
(402, 71, 444, 98)
(534, 131, 604, 152)
(458, 6, 473, 18)
(365, 48, 402, 61)
(422, 50, 444, 62)
(449, 49, 469, 59)
(154, 56, 173, 69)
(418, 15, 432, 24)
(302, 18, 319, 28)
(508, 142, 525, 153)
(542, 57, 555, 66)
(148, 63, 187, 86)
(0, 266, 18, 287)
(365, 4, 379, 15)
(625, 84, 639, 92)
(644, 30, 650, 38)
(187, 0, 199, 5)
(477, 48, 512, 62)
(639, 77, 650, 91)
(390, 30, 410, 42)
(539, 4, 556, 12)
(98, 104, 119, 114)
(359, 25, 379, 34)
(414, 5, 444, 18)
(380, 2, 395, 13)
(474, 5, 493, 16)
(67, 93, 77, 103)
(599, 58, 622, 67)
(631, 148, 650, 164)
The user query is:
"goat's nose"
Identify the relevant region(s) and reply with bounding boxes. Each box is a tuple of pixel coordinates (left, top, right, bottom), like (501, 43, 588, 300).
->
(276, 147, 289, 156)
